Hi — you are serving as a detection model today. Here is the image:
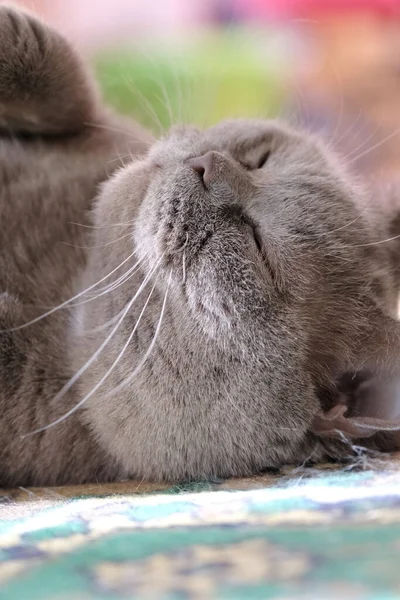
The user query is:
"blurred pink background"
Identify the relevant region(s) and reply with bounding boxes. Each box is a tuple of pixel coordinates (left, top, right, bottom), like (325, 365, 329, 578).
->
(6, 0, 400, 178)
(12, 0, 400, 50)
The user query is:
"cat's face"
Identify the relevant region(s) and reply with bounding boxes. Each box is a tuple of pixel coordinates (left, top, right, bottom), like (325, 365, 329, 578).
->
(78, 119, 395, 480)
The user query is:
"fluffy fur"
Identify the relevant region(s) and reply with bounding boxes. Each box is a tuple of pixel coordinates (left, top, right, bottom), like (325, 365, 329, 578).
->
(1, 6, 400, 487)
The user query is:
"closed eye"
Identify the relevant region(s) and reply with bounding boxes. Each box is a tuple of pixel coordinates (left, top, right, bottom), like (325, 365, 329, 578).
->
(242, 215, 263, 253)
(242, 215, 276, 282)
(256, 150, 270, 169)
(240, 150, 271, 171)
(252, 226, 263, 252)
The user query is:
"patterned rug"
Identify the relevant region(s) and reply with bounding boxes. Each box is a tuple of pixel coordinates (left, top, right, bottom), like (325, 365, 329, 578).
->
(1, 455, 400, 599)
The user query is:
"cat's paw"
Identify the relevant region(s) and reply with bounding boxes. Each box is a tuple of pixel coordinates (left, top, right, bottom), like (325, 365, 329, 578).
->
(0, 6, 45, 49)
(0, 5, 98, 134)
(0, 6, 49, 84)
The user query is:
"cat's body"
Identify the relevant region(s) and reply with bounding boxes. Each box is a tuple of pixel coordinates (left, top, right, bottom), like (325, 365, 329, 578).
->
(1, 6, 400, 487)
(0, 130, 148, 486)
(0, 6, 153, 484)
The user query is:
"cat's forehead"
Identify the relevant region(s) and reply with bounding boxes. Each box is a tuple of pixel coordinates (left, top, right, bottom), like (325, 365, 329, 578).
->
(149, 118, 303, 165)
(204, 119, 292, 149)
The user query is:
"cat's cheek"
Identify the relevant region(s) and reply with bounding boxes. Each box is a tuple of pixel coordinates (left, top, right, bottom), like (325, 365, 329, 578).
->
(133, 209, 158, 266)
(70, 304, 86, 340)
(92, 161, 151, 240)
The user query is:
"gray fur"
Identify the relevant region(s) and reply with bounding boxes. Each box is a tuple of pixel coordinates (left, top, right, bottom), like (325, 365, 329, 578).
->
(1, 6, 400, 487)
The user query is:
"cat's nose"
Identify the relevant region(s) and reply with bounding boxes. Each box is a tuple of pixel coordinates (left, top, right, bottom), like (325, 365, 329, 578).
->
(186, 152, 216, 185)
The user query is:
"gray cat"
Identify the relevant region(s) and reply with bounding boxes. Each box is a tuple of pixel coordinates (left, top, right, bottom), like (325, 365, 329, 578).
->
(1, 5, 400, 488)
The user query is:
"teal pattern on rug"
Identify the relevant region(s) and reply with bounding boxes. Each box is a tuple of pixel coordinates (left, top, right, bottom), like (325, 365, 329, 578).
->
(1, 468, 400, 599)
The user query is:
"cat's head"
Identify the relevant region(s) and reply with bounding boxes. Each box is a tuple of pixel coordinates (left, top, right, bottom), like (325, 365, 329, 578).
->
(75, 119, 400, 480)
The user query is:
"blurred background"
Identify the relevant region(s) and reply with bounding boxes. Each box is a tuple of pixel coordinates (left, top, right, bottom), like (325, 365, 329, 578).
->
(8, 0, 400, 179)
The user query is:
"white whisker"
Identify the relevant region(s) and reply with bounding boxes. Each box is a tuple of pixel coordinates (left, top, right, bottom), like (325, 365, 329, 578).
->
(60, 232, 133, 250)
(105, 153, 133, 167)
(332, 110, 362, 148)
(350, 233, 400, 248)
(347, 127, 400, 165)
(4, 251, 139, 332)
(182, 251, 186, 285)
(123, 75, 164, 134)
(80, 305, 127, 335)
(71, 261, 144, 308)
(144, 71, 175, 128)
(342, 125, 379, 163)
(23, 281, 158, 435)
(84, 121, 153, 142)
(69, 220, 136, 230)
(310, 215, 363, 240)
(21, 257, 164, 438)
(110, 270, 172, 395)
(116, 145, 127, 169)
(328, 215, 362, 234)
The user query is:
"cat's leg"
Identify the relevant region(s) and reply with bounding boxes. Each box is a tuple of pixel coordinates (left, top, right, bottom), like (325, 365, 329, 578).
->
(0, 5, 100, 135)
